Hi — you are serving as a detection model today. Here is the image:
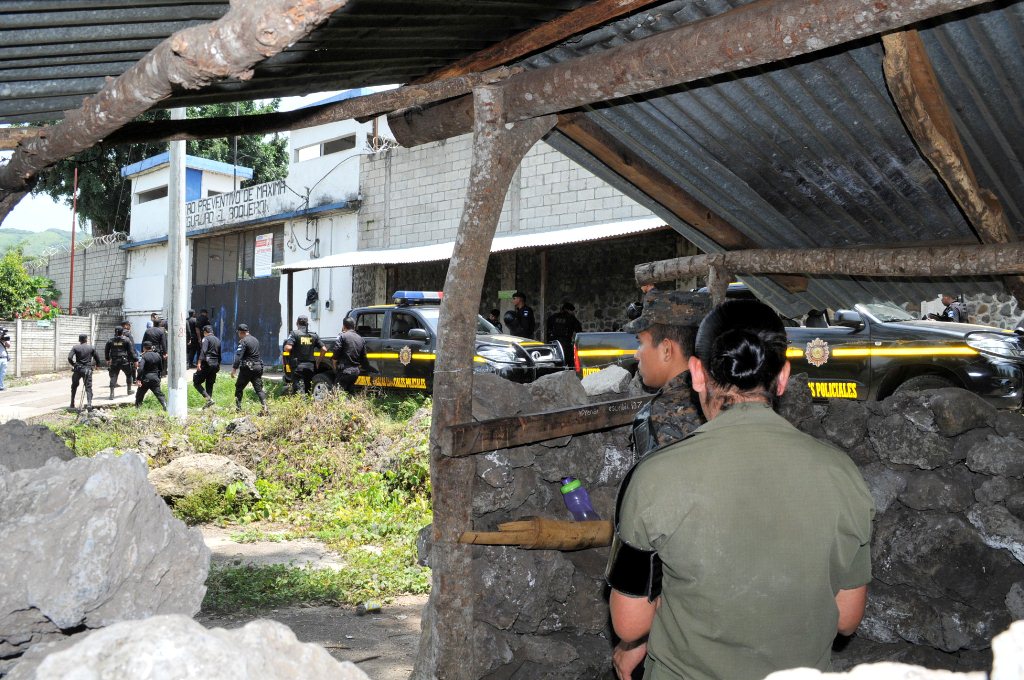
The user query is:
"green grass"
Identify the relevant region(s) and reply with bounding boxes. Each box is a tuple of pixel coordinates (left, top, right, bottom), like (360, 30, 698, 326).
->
(48, 385, 434, 614)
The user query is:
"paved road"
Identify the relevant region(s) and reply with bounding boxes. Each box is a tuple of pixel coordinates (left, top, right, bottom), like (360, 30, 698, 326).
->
(0, 371, 143, 424)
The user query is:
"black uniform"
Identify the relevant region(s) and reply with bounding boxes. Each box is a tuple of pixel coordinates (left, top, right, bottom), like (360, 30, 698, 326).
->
(505, 306, 536, 339)
(142, 325, 167, 376)
(545, 310, 582, 360)
(285, 327, 324, 395)
(135, 350, 167, 410)
(121, 328, 137, 384)
(193, 334, 222, 401)
(105, 333, 137, 396)
(335, 329, 367, 394)
(233, 334, 267, 410)
(941, 301, 969, 323)
(68, 342, 102, 409)
(186, 315, 199, 368)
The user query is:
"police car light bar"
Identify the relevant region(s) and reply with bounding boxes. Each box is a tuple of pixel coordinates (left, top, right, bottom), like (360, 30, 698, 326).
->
(393, 291, 443, 305)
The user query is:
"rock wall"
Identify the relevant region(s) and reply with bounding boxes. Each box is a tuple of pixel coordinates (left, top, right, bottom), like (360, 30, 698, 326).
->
(462, 371, 1024, 678)
(961, 292, 1023, 330)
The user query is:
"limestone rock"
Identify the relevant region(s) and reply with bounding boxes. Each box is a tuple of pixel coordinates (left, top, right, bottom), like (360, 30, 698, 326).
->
(6, 615, 369, 680)
(526, 369, 589, 409)
(898, 467, 977, 512)
(966, 502, 1024, 565)
(147, 453, 258, 499)
(581, 365, 632, 397)
(926, 388, 995, 436)
(991, 620, 1024, 680)
(472, 373, 529, 420)
(0, 420, 74, 471)
(868, 413, 956, 469)
(226, 416, 258, 437)
(821, 399, 870, 451)
(0, 455, 209, 668)
(964, 435, 1024, 478)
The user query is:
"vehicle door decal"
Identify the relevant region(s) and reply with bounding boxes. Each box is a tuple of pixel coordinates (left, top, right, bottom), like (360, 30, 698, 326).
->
(808, 381, 859, 399)
(806, 338, 831, 367)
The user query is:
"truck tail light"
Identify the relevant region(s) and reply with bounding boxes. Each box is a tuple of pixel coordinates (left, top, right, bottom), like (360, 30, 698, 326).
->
(573, 345, 581, 374)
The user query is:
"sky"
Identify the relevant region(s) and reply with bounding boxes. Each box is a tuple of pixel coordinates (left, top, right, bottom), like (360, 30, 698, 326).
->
(0, 90, 345, 234)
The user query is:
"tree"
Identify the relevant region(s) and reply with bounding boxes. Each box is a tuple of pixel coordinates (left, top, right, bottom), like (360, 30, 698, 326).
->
(33, 100, 289, 236)
(0, 248, 38, 319)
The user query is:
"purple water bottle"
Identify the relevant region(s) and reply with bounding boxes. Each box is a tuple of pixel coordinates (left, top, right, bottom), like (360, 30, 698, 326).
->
(560, 477, 601, 521)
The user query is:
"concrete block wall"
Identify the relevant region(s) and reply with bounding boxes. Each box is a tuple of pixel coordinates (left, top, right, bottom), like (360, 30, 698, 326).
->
(27, 242, 127, 319)
(6, 315, 94, 376)
(358, 134, 655, 250)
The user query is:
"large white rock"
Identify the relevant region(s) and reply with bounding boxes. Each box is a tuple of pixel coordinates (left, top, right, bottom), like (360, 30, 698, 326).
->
(7, 615, 370, 680)
(580, 365, 632, 397)
(991, 620, 1024, 680)
(764, 662, 984, 679)
(0, 454, 209, 670)
(147, 453, 258, 499)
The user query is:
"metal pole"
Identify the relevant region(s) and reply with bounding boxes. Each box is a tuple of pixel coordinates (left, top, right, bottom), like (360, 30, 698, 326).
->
(68, 166, 77, 314)
(167, 107, 188, 421)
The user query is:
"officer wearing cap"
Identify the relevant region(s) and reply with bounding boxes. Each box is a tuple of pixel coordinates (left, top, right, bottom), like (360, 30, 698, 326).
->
(503, 290, 536, 339)
(105, 326, 137, 400)
(627, 289, 710, 459)
(193, 325, 221, 409)
(546, 301, 583, 360)
(231, 323, 268, 414)
(135, 340, 167, 411)
(283, 315, 326, 396)
(68, 333, 103, 411)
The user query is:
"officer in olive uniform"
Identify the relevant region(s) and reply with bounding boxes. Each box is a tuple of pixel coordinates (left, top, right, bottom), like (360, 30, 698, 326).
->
(626, 289, 711, 459)
(231, 323, 268, 414)
(929, 292, 969, 323)
(193, 325, 222, 409)
(546, 302, 583, 360)
(334, 316, 367, 395)
(283, 315, 326, 396)
(105, 327, 137, 399)
(135, 340, 167, 411)
(68, 333, 103, 411)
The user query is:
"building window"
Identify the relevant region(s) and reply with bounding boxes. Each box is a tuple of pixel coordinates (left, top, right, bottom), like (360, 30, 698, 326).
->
(136, 186, 168, 204)
(293, 134, 357, 163)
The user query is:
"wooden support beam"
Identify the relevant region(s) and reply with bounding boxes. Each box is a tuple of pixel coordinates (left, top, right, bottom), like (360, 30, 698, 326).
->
(635, 242, 1024, 284)
(389, 0, 993, 147)
(881, 29, 1024, 304)
(413, 86, 555, 680)
(448, 393, 651, 457)
(0, 0, 352, 207)
(556, 112, 808, 294)
(416, 0, 665, 84)
(460, 517, 613, 551)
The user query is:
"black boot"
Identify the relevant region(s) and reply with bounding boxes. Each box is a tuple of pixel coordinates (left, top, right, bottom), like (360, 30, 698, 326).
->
(109, 386, 115, 400)
(127, 384, 134, 395)
(235, 399, 242, 413)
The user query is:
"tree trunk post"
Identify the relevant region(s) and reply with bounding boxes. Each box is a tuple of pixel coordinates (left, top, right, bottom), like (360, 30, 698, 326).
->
(412, 87, 554, 680)
(707, 260, 731, 306)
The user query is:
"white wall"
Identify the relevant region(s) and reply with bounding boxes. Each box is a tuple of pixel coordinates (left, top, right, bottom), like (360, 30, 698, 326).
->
(288, 119, 367, 209)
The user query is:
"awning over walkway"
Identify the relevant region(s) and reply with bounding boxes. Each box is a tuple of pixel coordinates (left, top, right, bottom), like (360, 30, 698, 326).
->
(278, 217, 666, 273)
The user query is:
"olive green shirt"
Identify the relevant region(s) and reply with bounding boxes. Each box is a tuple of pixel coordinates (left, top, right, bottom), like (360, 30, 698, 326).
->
(617, 402, 874, 680)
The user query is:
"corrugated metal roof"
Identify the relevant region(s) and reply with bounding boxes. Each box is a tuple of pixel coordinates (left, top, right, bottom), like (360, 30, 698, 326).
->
(529, 0, 1023, 317)
(0, 0, 588, 123)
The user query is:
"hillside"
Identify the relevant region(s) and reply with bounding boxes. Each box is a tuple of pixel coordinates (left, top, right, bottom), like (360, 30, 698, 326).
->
(0, 228, 73, 257)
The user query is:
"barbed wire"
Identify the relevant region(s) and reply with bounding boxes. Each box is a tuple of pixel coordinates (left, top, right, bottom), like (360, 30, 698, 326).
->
(25, 231, 128, 270)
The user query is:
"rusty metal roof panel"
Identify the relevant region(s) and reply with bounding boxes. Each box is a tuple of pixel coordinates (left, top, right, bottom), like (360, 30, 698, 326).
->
(0, 0, 587, 123)
(532, 0, 1022, 317)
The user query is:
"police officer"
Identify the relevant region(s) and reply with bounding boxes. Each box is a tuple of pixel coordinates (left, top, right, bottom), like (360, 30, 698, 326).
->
(545, 301, 583, 360)
(186, 309, 199, 369)
(231, 323, 268, 414)
(143, 319, 167, 376)
(283, 315, 326, 396)
(135, 340, 167, 411)
(120, 320, 137, 386)
(503, 290, 536, 338)
(929, 292, 969, 323)
(334, 316, 367, 395)
(105, 327, 137, 399)
(627, 289, 710, 459)
(193, 325, 221, 409)
(68, 333, 103, 411)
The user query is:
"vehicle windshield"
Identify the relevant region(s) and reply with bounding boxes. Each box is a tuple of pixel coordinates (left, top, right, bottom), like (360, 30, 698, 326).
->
(414, 307, 499, 335)
(861, 302, 915, 322)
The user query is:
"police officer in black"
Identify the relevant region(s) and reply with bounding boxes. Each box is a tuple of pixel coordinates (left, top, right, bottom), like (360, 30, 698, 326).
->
(193, 325, 221, 409)
(231, 323, 268, 414)
(135, 340, 167, 411)
(186, 309, 199, 369)
(121, 320, 137, 386)
(283, 315, 326, 396)
(68, 333, 103, 411)
(142, 319, 167, 376)
(334, 316, 367, 394)
(545, 301, 583, 360)
(928, 292, 969, 323)
(503, 290, 536, 338)
(105, 327, 137, 399)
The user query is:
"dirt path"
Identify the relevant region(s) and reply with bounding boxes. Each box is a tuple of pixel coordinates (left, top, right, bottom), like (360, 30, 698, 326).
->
(197, 526, 426, 680)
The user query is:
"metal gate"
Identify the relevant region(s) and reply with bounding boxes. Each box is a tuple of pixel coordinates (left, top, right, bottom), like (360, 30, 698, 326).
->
(191, 277, 281, 367)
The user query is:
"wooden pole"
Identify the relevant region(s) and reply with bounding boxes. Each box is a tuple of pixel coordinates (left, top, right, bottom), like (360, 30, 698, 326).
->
(412, 89, 555, 679)
(635, 242, 1024, 285)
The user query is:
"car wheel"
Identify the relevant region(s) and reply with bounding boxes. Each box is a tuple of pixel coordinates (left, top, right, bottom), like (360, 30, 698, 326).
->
(894, 374, 956, 395)
(311, 373, 335, 401)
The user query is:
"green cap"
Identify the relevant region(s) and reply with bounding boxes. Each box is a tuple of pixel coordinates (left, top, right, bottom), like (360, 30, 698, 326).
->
(624, 289, 711, 333)
(560, 479, 582, 494)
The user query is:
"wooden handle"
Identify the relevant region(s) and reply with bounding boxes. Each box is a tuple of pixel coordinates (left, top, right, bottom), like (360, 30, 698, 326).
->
(459, 516, 613, 551)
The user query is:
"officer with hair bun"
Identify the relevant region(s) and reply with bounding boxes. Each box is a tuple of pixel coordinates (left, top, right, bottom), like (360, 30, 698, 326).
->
(606, 298, 874, 680)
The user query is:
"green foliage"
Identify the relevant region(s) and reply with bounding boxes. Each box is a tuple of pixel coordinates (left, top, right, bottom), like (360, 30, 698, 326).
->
(0, 229, 72, 258)
(0, 249, 36, 319)
(33, 101, 289, 236)
(172, 483, 247, 525)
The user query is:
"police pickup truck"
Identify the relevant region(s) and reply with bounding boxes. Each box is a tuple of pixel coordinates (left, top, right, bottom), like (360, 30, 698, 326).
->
(574, 301, 1024, 409)
(293, 291, 565, 395)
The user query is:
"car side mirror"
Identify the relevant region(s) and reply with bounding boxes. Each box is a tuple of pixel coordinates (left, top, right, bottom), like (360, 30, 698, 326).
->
(408, 328, 429, 342)
(833, 309, 865, 330)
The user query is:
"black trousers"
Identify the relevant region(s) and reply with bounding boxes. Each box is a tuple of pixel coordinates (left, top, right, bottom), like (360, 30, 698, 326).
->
(187, 340, 199, 366)
(135, 374, 166, 409)
(292, 362, 314, 395)
(336, 366, 360, 394)
(193, 363, 219, 398)
(109, 360, 131, 388)
(71, 367, 93, 404)
(235, 365, 266, 405)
